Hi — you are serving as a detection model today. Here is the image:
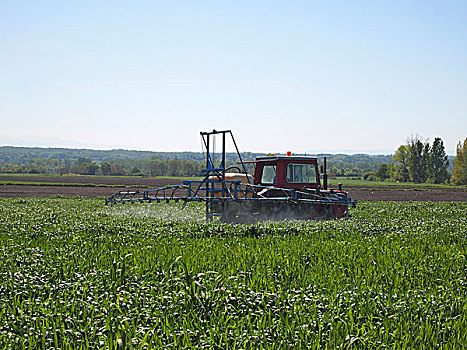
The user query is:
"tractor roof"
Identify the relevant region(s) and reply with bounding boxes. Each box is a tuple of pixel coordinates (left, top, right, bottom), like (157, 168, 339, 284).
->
(255, 156, 318, 162)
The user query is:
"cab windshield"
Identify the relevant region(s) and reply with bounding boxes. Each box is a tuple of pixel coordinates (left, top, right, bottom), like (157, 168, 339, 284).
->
(286, 163, 317, 184)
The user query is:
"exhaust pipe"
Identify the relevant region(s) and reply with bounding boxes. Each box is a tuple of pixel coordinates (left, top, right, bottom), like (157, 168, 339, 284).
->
(323, 157, 328, 190)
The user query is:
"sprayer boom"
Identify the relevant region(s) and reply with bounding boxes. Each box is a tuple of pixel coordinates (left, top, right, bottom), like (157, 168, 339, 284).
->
(105, 130, 356, 222)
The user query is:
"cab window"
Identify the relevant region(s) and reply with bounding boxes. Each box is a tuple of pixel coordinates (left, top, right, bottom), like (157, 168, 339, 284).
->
(261, 165, 276, 185)
(286, 164, 317, 184)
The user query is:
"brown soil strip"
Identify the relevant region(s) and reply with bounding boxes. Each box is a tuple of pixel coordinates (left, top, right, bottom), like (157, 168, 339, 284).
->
(1, 183, 466, 201)
(0, 184, 128, 198)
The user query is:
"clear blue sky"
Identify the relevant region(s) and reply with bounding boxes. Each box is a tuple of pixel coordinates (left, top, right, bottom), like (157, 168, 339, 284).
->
(1, 1, 466, 154)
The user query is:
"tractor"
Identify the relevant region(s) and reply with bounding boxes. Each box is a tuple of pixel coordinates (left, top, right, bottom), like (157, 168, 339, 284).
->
(106, 130, 356, 222)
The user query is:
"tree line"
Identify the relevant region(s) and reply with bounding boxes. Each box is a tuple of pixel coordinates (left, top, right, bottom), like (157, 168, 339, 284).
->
(370, 136, 467, 185)
(0, 157, 207, 177)
(0, 146, 257, 164)
(0, 155, 388, 178)
(392, 136, 450, 184)
(1, 138, 466, 185)
(0, 147, 393, 177)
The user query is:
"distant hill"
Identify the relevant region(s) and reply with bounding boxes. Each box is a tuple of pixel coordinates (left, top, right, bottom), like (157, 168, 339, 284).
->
(13, 146, 462, 180)
(0, 146, 394, 167)
(0, 146, 212, 163)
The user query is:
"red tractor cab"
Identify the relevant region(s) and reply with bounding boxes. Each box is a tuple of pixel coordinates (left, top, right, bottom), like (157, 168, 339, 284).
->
(253, 156, 321, 190)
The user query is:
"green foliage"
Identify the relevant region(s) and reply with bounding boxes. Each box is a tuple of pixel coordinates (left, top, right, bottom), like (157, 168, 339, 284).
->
(362, 171, 377, 181)
(71, 157, 98, 175)
(0, 198, 466, 348)
(393, 145, 410, 181)
(453, 138, 467, 185)
(429, 137, 450, 184)
(323, 154, 393, 177)
(394, 136, 451, 184)
(376, 163, 390, 180)
(101, 162, 112, 176)
(407, 137, 429, 183)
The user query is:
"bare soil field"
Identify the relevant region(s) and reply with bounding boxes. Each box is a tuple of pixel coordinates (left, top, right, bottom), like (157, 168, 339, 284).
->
(1, 176, 466, 201)
(0, 185, 128, 198)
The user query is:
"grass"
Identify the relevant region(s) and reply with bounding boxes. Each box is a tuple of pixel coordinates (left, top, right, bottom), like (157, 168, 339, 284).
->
(0, 198, 466, 348)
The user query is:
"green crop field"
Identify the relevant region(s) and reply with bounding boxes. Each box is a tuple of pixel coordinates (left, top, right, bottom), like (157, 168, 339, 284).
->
(0, 198, 466, 349)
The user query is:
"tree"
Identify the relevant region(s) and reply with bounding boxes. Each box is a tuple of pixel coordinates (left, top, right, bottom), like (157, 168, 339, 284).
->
(130, 166, 142, 174)
(394, 135, 448, 184)
(150, 160, 168, 176)
(71, 157, 98, 175)
(376, 163, 390, 180)
(422, 142, 431, 182)
(101, 162, 112, 175)
(393, 145, 410, 182)
(328, 166, 339, 177)
(386, 163, 398, 181)
(452, 138, 467, 185)
(428, 137, 449, 184)
(407, 137, 429, 183)
(110, 164, 126, 176)
(167, 159, 180, 176)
